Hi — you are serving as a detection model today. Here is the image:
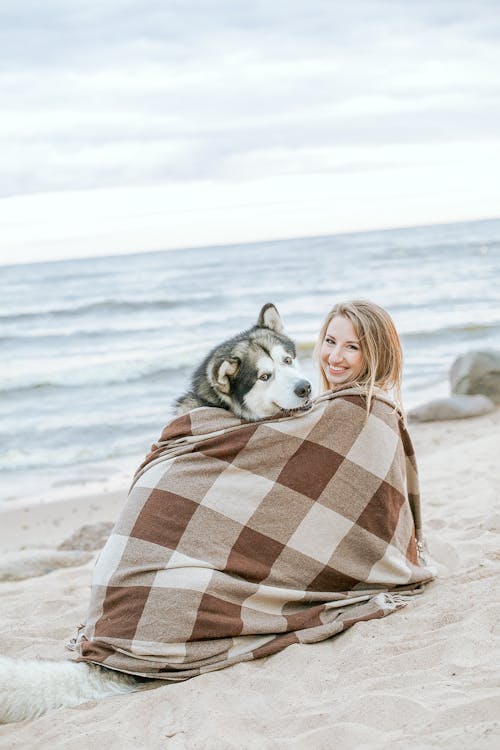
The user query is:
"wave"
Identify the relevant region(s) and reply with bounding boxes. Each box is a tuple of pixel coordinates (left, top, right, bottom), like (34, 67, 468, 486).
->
(0, 298, 181, 323)
(0, 361, 192, 397)
(0, 442, 140, 472)
(0, 324, 165, 345)
(401, 321, 500, 340)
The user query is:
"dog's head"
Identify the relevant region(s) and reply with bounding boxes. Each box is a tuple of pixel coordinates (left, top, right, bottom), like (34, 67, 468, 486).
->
(207, 303, 312, 421)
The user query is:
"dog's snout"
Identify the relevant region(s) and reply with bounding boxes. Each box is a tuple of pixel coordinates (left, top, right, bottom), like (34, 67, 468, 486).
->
(294, 379, 312, 399)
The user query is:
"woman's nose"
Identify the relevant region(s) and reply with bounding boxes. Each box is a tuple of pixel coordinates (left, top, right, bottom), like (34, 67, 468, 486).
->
(329, 347, 343, 363)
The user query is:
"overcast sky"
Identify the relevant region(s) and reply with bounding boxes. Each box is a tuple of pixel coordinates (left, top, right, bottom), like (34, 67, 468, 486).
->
(1, 0, 499, 264)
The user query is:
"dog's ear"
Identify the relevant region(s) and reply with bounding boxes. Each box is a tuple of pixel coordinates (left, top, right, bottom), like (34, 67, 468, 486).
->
(257, 303, 284, 333)
(209, 357, 240, 395)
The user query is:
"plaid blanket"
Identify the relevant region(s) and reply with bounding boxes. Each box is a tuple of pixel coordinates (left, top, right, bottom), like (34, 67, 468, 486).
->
(72, 387, 434, 679)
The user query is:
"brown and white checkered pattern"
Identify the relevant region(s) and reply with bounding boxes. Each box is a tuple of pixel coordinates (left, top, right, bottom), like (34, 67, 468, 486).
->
(72, 387, 434, 679)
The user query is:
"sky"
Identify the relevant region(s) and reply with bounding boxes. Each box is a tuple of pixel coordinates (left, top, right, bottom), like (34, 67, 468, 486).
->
(1, 0, 499, 265)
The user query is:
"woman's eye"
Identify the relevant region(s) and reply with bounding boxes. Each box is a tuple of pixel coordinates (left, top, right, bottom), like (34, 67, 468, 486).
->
(259, 373, 271, 381)
(284, 356, 293, 365)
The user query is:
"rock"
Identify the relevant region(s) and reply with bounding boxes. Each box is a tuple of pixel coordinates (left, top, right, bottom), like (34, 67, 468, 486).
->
(0, 549, 93, 581)
(408, 394, 495, 422)
(450, 349, 500, 403)
(58, 522, 114, 551)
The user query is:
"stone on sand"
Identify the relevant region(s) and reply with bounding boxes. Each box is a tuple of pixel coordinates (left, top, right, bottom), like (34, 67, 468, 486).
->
(0, 549, 93, 582)
(408, 394, 495, 422)
(450, 349, 500, 403)
(58, 521, 114, 551)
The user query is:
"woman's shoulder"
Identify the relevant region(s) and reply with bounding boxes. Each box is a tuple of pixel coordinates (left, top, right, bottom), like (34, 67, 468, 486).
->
(369, 394, 404, 430)
(319, 385, 399, 410)
(319, 386, 403, 431)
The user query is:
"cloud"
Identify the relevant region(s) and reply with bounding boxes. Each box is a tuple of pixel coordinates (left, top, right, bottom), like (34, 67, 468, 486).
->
(0, 0, 499, 260)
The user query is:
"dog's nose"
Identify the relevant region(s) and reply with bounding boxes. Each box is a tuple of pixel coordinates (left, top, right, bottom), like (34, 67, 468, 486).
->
(294, 379, 312, 398)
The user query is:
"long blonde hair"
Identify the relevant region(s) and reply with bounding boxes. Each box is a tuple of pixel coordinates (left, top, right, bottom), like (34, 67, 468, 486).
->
(315, 300, 404, 413)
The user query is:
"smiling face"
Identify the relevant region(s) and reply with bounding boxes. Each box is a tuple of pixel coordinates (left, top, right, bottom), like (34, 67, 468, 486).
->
(319, 315, 366, 387)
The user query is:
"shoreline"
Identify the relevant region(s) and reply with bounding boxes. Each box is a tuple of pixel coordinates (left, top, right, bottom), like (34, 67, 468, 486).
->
(1, 409, 499, 748)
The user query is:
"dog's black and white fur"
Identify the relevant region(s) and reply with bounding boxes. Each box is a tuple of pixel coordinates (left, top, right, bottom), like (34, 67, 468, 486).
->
(175, 303, 311, 420)
(0, 304, 311, 724)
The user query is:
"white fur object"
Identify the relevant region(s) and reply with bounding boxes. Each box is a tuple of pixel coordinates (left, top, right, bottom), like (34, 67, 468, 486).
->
(0, 656, 145, 723)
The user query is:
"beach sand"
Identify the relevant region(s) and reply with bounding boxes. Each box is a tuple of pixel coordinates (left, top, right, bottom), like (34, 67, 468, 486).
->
(0, 410, 499, 749)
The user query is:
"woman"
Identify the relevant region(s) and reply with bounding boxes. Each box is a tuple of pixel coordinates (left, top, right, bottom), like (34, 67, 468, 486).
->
(315, 299, 403, 413)
(66, 297, 433, 681)
(312, 297, 429, 560)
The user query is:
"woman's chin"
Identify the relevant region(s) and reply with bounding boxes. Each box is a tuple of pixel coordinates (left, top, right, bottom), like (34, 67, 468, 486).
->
(326, 374, 352, 387)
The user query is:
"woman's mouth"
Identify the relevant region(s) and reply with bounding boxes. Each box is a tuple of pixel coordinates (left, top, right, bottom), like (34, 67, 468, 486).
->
(328, 366, 348, 375)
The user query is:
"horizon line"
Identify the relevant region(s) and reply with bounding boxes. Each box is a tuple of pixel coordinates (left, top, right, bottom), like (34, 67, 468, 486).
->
(1, 213, 499, 270)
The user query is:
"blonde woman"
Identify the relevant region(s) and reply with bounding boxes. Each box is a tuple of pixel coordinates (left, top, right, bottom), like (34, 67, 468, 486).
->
(315, 299, 404, 414)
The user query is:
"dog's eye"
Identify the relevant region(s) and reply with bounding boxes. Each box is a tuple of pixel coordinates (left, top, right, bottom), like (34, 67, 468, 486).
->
(259, 373, 271, 381)
(284, 356, 293, 365)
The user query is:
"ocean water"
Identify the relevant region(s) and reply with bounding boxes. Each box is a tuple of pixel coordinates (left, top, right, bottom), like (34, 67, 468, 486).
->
(1, 218, 499, 508)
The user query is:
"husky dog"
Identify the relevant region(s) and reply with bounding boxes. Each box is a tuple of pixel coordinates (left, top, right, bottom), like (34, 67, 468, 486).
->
(176, 303, 312, 420)
(0, 303, 311, 724)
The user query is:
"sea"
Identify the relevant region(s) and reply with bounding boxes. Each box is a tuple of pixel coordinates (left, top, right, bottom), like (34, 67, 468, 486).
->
(1, 218, 499, 509)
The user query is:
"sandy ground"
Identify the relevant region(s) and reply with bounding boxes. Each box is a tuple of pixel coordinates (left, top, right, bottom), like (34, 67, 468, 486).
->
(0, 410, 499, 749)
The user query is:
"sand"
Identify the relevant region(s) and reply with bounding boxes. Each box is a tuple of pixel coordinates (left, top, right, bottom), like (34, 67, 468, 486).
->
(0, 410, 499, 749)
